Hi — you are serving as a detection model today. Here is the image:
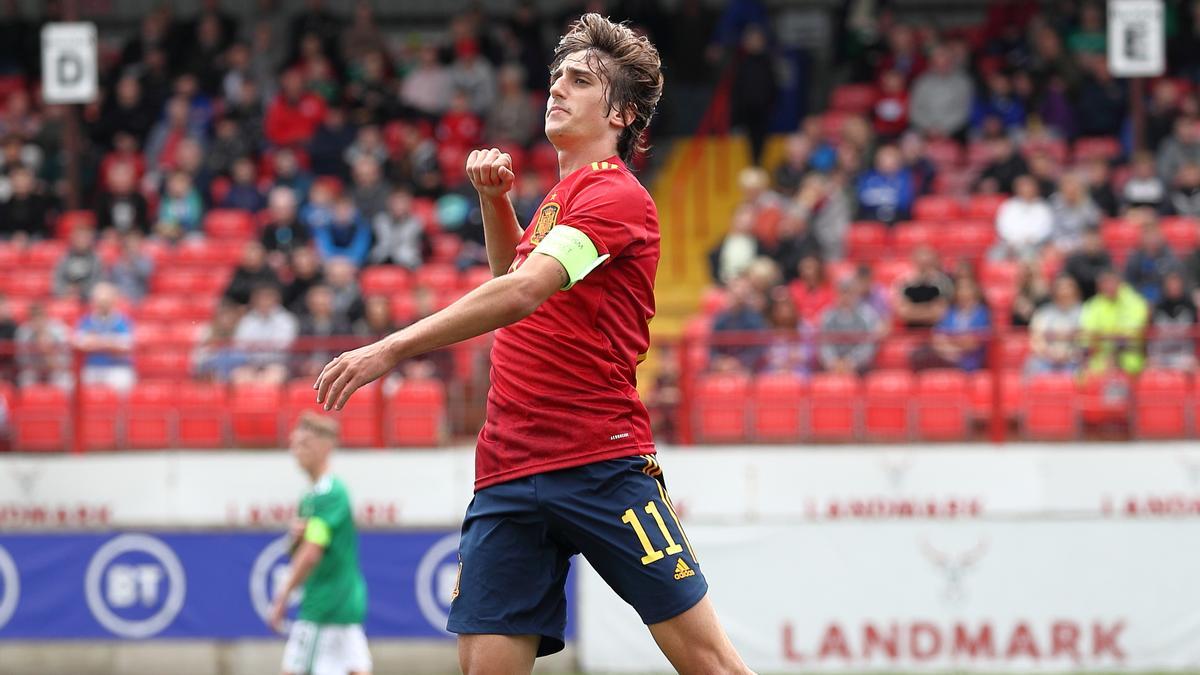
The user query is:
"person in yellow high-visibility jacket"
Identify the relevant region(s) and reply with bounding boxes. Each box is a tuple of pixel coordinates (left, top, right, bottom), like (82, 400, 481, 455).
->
(1079, 268, 1150, 374)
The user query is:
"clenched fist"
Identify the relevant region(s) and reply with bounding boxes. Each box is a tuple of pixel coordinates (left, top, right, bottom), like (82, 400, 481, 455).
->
(466, 148, 515, 197)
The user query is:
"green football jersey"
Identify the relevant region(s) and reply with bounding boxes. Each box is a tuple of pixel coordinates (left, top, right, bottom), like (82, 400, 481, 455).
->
(296, 474, 367, 624)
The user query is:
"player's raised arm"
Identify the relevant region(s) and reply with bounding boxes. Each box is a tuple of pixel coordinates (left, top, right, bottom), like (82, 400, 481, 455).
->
(466, 148, 525, 276)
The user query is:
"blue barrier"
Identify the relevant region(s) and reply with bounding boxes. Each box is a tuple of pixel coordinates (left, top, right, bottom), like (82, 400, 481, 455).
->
(0, 532, 576, 640)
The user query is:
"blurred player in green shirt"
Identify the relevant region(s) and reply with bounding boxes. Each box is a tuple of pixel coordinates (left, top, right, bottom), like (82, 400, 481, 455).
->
(270, 411, 371, 675)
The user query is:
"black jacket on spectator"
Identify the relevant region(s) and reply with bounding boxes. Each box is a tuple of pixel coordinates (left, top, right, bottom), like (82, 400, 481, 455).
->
(308, 124, 357, 181)
(1065, 249, 1114, 300)
(283, 271, 324, 315)
(93, 101, 156, 148)
(1090, 182, 1120, 217)
(1, 193, 53, 239)
(95, 191, 150, 235)
(222, 266, 281, 306)
(761, 233, 822, 284)
(1075, 75, 1127, 138)
(260, 219, 312, 258)
(976, 154, 1028, 194)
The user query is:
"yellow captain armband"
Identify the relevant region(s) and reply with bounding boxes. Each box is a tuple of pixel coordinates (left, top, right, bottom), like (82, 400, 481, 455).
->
(532, 225, 610, 290)
(303, 517, 332, 548)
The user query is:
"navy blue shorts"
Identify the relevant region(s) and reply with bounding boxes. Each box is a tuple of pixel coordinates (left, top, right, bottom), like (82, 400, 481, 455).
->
(446, 454, 708, 657)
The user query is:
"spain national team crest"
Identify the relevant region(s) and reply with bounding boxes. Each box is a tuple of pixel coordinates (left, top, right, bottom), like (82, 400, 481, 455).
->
(531, 202, 560, 245)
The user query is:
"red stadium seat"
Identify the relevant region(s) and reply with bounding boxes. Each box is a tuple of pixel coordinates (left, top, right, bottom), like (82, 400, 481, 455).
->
(385, 378, 447, 446)
(1100, 218, 1140, 262)
(25, 241, 67, 269)
(178, 383, 227, 447)
(966, 141, 993, 168)
(361, 266, 412, 295)
(55, 210, 98, 240)
(5, 273, 52, 299)
(1134, 370, 1190, 438)
(204, 209, 256, 240)
(1021, 137, 1069, 165)
(80, 386, 123, 451)
(1023, 374, 1078, 439)
(819, 111, 850, 141)
(414, 263, 459, 293)
(135, 296, 186, 324)
(461, 266, 495, 291)
(863, 370, 913, 440)
(892, 222, 935, 257)
(430, 233, 463, 263)
(829, 83, 878, 114)
(283, 380, 381, 447)
(808, 373, 859, 441)
(12, 385, 70, 452)
(0, 241, 18, 268)
(912, 196, 962, 221)
(915, 370, 969, 440)
(981, 260, 1020, 289)
(970, 371, 1022, 423)
(389, 295, 417, 325)
(997, 332, 1030, 370)
(874, 334, 918, 370)
(1073, 136, 1122, 163)
(126, 381, 178, 449)
(1161, 216, 1199, 253)
(173, 239, 229, 269)
(966, 194, 1007, 222)
(875, 259, 915, 288)
(750, 372, 805, 441)
(985, 287, 1017, 327)
(1078, 374, 1131, 428)
(133, 325, 190, 380)
(923, 138, 963, 169)
(45, 298, 83, 325)
(694, 372, 750, 442)
(846, 221, 888, 261)
(940, 222, 994, 260)
(230, 382, 282, 447)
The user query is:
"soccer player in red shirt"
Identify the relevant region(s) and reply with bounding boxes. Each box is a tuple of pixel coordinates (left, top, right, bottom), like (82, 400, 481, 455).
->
(316, 14, 752, 675)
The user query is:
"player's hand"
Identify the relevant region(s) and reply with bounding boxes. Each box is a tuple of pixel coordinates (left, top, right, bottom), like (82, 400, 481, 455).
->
(466, 148, 515, 198)
(268, 596, 286, 634)
(314, 340, 396, 411)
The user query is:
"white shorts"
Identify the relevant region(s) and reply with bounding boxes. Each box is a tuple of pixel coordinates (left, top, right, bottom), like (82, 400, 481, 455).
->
(282, 620, 372, 675)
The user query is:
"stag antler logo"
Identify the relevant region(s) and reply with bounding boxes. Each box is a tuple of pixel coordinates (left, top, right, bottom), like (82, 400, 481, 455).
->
(920, 537, 989, 605)
(878, 453, 914, 491)
(7, 464, 41, 498)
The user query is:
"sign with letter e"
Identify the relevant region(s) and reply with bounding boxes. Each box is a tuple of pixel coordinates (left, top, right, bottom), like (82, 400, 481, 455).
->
(41, 22, 98, 104)
(1108, 0, 1164, 77)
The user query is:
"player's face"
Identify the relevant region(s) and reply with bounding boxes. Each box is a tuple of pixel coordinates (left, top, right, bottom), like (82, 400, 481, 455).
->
(545, 50, 627, 149)
(289, 428, 328, 474)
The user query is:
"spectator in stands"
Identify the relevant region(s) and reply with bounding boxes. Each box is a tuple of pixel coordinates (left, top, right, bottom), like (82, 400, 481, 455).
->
(231, 283, 297, 385)
(345, 50, 395, 126)
(1010, 259, 1050, 328)
(156, 170, 205, 241)
(74, 282, 135, 392)
(1147, 270, 1198, 371)
(910, 275, 990, 372)
(353, 295, 397, 338)
(343, 124, 389, 172)
(96, 160, 149, 236)
(53, 225, 103, 299)
(283, 246, 325, 315)
(761, 207, 821, 284)
(1075, 55, 1126, 138)
(295, 283, 353, 377)
(449, 39, 496, 116)
(1157, 115, 1200, 183)
(772, 133, 812, 197)
(401, 44, 452, 119)
(93, 76, 155, 149)
(969, 71, 1025, 137)
(15, 302, 71, 389)
(761, 287, 809, 376)
(1050, 172, 1102, 252)
(709, 204, 761, 286)
(308, 106, 356, 180)
(1167, 163, 1200, 217)
(265, 68, 327, 148)
(1025, 276, 1084, 375)
(224, 240, 281, 307)
(0, 294, 16, 382)
(1146, 78, 1183, 152)
(797, 172, 850, 261)
(1, 165, 53, 241)
(854, 263, 892, 321)
(896, 245, 953, 329)
(975, 136, 1028, 194)
(324, 256, 365, 323)
(105, 231, 154, 302)
(856, 144, 912, 225)
(819, 277, 881, 375)
(315, 195, 372, 267)
(268, 147, 313, 203)
(731, 24, 777, 166)
(300, 177, 338, 236)
(1084, 157, 1120, 217)
(192, 300, 246, 383)
(1068, 2, 1107, 56)
(260, 187, 312, 264)
(899, 131, 937, 198)
(486, 64, 539, 148)
(1025, 151, 1059, 198)
(1124, 151, 1167, 212)
(1065, 227, 1113, 300)
(371, 188, 428, 268)
(1080, 267, 1149, 375)
(144, 96, 204, 174)
(790, 253, 836, 327)
(0, 133, 42, 179)
(710, 275, 767, 373)
(872, 70, 909, 142)
(174, 137, 214, 200)
(350, 155, 390, 223)
(992, 175, 1053, 261)
(1124, 217, 1180, 303)
(220, 157, 266, 213)
(206, 117, 252, 179)
(225, 78, 266, 154)
(909, 44, 973, 139)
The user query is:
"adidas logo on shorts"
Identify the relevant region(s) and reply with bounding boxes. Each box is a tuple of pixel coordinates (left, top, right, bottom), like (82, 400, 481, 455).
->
(673, 558, 695, 580)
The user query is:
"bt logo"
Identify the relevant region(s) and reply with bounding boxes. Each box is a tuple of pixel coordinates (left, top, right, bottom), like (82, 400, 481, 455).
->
(85, 534, 185, 638)
(415, 534, 460, 633)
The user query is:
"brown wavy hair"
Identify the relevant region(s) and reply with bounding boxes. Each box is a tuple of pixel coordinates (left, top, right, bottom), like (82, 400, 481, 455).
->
(551, 13, 664, 164)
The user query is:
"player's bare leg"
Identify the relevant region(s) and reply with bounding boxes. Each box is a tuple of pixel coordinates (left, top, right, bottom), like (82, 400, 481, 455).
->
(648, 595, 755, 675)
(458, 634, 539, 675)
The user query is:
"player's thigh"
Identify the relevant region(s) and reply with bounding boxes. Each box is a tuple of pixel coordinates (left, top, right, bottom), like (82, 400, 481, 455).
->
(311, 624, 372, 675)
(448, 478, 573, 657)
(458, 633, 539, 675)
(648, 594, 754, 675)
(544, 455, 708, 625)
(280, 620, 318, 675)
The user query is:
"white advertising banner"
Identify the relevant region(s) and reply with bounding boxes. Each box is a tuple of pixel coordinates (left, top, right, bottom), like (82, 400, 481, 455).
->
(579, 520, 1200, 672)
(1, 443, 1198, 528)
(1108, 0, 1165, 77)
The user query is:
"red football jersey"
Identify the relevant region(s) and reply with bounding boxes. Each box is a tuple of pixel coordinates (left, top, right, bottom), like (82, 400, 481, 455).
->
(474, 156, 659, 490)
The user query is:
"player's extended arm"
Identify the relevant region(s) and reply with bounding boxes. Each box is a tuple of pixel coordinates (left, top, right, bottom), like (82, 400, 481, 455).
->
(281, 540, 324, 597)
(315, 253, 568, 410)
(467, 148, 524, 276)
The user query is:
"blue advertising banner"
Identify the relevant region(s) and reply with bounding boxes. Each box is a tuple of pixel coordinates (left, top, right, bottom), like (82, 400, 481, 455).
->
(0, 532, 576, 640)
